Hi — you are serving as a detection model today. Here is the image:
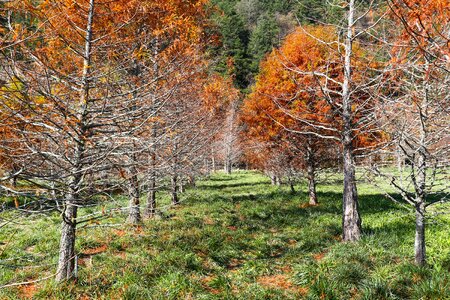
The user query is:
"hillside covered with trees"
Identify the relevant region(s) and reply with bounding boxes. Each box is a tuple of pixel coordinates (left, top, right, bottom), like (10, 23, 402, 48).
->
(0, 0, 449, 299)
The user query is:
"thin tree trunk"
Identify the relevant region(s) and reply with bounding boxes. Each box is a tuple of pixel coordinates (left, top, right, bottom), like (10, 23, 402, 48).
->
(414, 201, 426, 265)
(413, 80, 429, 266)
(188, 175, 196, 188)
(397, 145, 404, 185)
(275, 176, 281, 186)
(56, 193, 78, 282)
(205, 158, 210, 175)
(126, 167, 141, 224)
(56, 0, 94, 282)
(288, 177, 295, 194)
(145, 37, 159, 218)
(11, 175, 17, 188)
(145, 184, 156, 217)
(306, 141, 318, 205)
(144, 159, 156, 217)
(224, 104, 235, 175)
(224, 160, 232, 174)
(341, 0, 362, 242)
(212, 155, 216, 172)
(171, 174, 179, 205)
(179, 179, 185, 193)
(307, 162, 318, 206)
(270, 174, 276, 185)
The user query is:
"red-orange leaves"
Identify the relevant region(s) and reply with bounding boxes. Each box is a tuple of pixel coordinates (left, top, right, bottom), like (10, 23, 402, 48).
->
(201, 74, 240, 115)
(390, 0, 450, 60)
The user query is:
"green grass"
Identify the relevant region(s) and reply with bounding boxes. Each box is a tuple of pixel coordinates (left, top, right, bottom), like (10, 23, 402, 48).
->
(0, 170, 449, 299)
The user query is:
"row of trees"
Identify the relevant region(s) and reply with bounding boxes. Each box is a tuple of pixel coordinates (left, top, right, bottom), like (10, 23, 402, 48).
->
(0, 0, 240, 282)
(241, 0, 449, 265)
(0, 0, 448, 285)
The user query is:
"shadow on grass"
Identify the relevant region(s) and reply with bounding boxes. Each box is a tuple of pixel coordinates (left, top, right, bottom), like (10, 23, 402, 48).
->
(199, 181, 269, 190)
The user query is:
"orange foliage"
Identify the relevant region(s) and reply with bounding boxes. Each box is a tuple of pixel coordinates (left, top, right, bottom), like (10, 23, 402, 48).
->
(201, 74, 240, 114)
(241, 25, 383, 171)
(390, 0, 450, 59)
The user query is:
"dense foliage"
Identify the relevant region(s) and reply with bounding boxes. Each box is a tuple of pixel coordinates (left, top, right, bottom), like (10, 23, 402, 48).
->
(0, 0, 448, 296)
(209, 0, 340, 89)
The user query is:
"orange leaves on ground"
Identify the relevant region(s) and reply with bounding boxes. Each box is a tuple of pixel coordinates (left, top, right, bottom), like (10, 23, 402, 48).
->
(18, 283, 37, 299)
(82, 244, 108, 255)
(258, 274, 307, 295)
(201, 275, 221, 295)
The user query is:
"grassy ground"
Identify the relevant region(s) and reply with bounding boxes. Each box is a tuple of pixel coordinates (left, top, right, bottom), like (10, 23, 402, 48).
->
(0, 170, 449, 299)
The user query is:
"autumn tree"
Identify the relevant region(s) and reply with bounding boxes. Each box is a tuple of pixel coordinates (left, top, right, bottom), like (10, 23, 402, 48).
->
(0, 0, 213, 281)
(243, 11, 385, 238)
(368, 0, 450, 265)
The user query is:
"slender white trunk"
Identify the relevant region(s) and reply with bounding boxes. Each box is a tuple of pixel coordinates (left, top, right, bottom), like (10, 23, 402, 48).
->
(341, 0, 362, 242)
(56, 0, 94, 282)
(126, 166, 141, 224)
(414, 82, 429, 265)
(414, 200, 426, 265)
(145, 38, 159, 218)
(306, 147, 318, 206)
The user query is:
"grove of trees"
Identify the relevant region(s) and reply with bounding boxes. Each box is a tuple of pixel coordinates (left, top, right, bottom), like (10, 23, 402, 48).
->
(0, 0, 448, 288)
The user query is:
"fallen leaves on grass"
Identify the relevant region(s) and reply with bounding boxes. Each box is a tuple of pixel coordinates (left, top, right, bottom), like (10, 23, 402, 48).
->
(19, 283, 36, 299)
(258, 274, 308, 295)
(83, 244, 107, 255)
(113, 229, 126, 237)
(227, 258, 244, 269)
(313, 251, 327, 261)
(203, 217, 215, 225)
(201, 275, 221, 295)
(258, 274, 292, 290)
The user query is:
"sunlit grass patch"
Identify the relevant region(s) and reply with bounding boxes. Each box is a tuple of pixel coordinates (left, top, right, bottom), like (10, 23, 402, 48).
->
(0, 170, 448, 299)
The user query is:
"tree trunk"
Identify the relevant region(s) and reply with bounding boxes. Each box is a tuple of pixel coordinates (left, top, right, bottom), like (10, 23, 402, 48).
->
(341, 0, 361, 242)
(145, 170, 156, 217)
(288, 177, 295, 194)
(307, 163, 318, 206)
(56, 194, 77, 282)
(11, 175, 17, 188)
(212, 155, 216, 172)
(414, 110, 427, 265)
(179, 179, 185, 193)
(414, 201, 426, 265)
(342, 142, 362, 241)
(223, 104, 236, 175)
(126, 168, 141, 224)
(145, 186, 156, 217)
(188, 175, 196, 188)
(224, 160, 232, 174)
(171, 174, 179, 205)
(204, 158, 210, 175)
(145, 36, 159, 218)
(306, 141, 318, 205)
(275, 176, 281, 186)
(270, 174, 276, 185)
(56, 0, 94, 282)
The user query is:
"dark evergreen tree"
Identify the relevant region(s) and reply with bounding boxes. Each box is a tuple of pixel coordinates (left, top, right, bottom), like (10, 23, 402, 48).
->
(213, 10, 252, 89)
(209, 0, 340, 90)
(295, 0, 342, 24)
(248, 14, 280, 74)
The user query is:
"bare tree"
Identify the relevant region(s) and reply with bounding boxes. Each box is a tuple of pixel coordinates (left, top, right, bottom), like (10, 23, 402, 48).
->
(368, 0, 450, 265)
